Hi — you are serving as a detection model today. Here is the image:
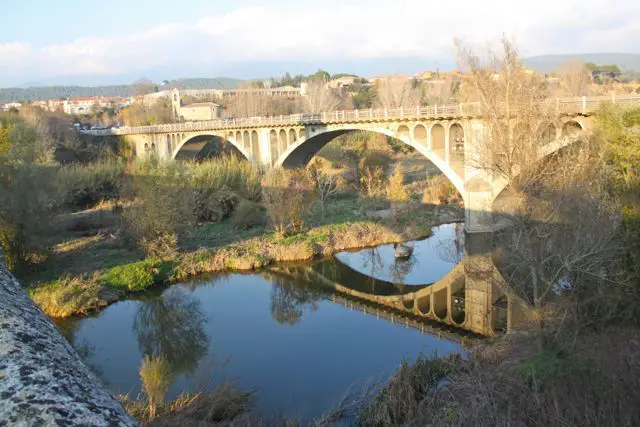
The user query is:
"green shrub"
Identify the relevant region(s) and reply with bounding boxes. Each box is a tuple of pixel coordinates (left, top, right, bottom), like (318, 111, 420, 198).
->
(513, 344, 590, 390)
(0, 161, 56, 270)
(56, 159, 125, 211)
(100, 258, 168, 292)
(122, 158, 194, 255)
(232, 199, 265, 230)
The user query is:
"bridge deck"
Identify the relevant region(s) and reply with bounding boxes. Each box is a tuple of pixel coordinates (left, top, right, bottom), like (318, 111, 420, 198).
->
(82, 94, 640, 136)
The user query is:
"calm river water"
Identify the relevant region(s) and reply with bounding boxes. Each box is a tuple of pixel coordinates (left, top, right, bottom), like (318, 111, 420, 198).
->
(59, 223, 467, 420)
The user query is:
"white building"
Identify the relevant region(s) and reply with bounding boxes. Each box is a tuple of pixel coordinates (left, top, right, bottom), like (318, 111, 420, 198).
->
(1, 102, 22, 112)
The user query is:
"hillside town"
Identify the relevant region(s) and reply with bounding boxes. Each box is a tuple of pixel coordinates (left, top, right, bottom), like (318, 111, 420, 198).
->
(3, 64, 639, 127)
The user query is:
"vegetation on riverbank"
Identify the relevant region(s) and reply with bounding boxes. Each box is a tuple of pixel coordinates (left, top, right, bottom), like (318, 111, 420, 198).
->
(3, 134, 459, 318)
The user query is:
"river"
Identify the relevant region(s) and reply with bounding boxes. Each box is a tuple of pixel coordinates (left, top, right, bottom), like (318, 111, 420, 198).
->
(59, 223, 477, 421)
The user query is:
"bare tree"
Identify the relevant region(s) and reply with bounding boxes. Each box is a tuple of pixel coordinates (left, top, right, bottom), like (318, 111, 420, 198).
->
(457, 38, 619, 345)
(456, 38, 556, 188)
(375, 77, 421, 109)
(556, 60, 591, 96)
(131, 78, 157, 96)
(300, 80, 343, 113)
(423, 76, 460, 105)
(224, 93, 270, 118)
(308, 159, 342, 217)
(358, 163, 385, 198)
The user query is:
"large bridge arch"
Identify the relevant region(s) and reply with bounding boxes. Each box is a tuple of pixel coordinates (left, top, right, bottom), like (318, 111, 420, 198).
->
(171, 132, 250, 161)
(275, 126, 466, 197)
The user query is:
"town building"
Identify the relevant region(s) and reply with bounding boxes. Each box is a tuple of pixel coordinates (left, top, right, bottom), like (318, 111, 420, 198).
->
(63, 97, 129, 115)
(1, 102, 21, 112)
(327, 76, 357, 89)
(171, 89, 221, 121)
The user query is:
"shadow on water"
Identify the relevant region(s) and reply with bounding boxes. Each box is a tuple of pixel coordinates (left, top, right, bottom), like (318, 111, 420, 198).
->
(57, 223, 533, 420)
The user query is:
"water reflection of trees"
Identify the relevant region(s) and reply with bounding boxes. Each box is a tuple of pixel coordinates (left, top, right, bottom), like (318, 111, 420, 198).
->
(435, 223, 465, 265)
(133, 288, 209, 375)
(390, 251, 416, 287)
(361, 248, 385, 292)
(270, 275, 324, 325)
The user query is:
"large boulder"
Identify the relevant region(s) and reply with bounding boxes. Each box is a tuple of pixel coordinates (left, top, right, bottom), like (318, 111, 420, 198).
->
(0, 251, 136, 426)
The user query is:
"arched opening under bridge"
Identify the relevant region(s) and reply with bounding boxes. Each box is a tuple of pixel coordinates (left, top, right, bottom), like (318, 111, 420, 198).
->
(279, 129, 464, 207)
(174, 134, 248, 161)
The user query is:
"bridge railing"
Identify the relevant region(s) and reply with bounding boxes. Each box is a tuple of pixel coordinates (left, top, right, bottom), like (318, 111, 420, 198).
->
(81, 94, 640, 136)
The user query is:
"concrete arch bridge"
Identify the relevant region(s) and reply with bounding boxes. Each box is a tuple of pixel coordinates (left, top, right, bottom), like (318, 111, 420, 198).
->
(84, 95, 640, 232)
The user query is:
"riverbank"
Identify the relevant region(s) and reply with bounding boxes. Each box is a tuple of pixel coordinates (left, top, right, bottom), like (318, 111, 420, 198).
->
(27, 199, 464, 319)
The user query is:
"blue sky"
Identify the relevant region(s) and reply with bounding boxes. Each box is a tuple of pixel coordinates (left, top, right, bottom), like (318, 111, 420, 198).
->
(1, 0, 639, 87)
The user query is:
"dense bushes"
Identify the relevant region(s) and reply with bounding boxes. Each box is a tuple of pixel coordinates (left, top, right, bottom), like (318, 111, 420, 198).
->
(55, 159, 125, 210)
(422, 175, 460, 205)
(262, 168, 316, 235)
(0, 161, 56, 270)
(122, 159, 194, 256)
(122, 157, 262, 255)
(188, 157, 261, 222)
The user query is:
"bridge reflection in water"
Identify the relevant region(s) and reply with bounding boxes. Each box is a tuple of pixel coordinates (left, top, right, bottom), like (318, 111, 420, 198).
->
(271, 231, 533, 338)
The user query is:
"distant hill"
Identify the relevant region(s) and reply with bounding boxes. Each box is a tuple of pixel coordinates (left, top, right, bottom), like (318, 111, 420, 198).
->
(0, 77, 242, 103)
(524, 53, 640, 74)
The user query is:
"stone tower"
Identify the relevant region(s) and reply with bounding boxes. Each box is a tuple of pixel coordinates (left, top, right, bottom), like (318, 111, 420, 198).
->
(171, 88, 181, 121)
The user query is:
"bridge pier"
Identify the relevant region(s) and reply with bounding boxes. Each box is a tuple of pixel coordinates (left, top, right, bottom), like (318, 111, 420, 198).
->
(463, 232, 496, 335)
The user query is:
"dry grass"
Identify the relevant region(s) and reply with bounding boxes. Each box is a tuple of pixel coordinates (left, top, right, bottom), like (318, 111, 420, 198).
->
(120, 382, 253, 426)
(262, 168, 316, 235)
(352, 327, 640, 427)
(28, 275, 111, 318)
(139, 355, 174, 419)
(172, 215, 436, 281)
(422, 175, 460, 205)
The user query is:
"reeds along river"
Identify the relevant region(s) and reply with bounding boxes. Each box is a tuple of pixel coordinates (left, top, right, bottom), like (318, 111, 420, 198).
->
(58, 223, 473, 420)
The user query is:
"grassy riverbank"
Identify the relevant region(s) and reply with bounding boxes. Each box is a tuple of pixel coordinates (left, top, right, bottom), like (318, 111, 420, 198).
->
(27, 193, 463, 319)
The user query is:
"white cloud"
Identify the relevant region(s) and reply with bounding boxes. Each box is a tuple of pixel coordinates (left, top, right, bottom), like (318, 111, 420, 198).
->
(1, 0, 639, 85)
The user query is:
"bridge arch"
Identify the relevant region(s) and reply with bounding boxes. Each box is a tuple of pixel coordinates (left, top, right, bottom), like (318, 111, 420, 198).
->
(449, 123, 465, 161)
(413, 124, 428, 147)
(242, 131, 250, 153)
(171, 132, 250, 161)
(562, 120, 583, 137)
(275, 127, 465, 197)
(397, 125, 410, 141)
(431, 123, 445, 153)
(278, 129, 287, 156)
(269, 130, 279, 166)
(250, 130, 260, 161)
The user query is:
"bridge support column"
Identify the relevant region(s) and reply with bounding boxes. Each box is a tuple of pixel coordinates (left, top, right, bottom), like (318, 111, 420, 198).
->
(464, 232, 495, 335)
(259, 130, 272, 167)
(465, 188, 497, 233)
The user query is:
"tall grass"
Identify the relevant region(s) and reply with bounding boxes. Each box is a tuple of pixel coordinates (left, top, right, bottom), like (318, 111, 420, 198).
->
(139, 355, 174, 419)
(122, 157, 262, 255)
(188, 156, 262, 202)
(122, 159, 193, 255)
(55, 159, 125, 211)
(262, 168, 316, 235)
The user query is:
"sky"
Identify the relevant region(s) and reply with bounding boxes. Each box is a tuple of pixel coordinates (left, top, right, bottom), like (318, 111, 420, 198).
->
(1, 0, 639, 87)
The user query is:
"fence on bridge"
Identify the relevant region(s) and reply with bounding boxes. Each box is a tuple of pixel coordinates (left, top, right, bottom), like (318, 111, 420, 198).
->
(84, 94, 640, 136)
